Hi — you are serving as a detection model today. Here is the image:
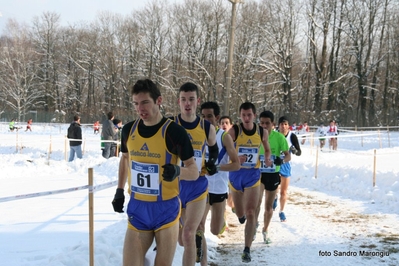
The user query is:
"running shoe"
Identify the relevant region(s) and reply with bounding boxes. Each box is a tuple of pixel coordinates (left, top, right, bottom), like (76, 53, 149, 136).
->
(195, 231, 203, 262)
(262, 230, 271, 244)
(241, 250, 251, 263)
(219, 222, 227, 235)
(238, 215, 246, 224)
(272, 196, 278, 211)
(279, 211, 286, 222)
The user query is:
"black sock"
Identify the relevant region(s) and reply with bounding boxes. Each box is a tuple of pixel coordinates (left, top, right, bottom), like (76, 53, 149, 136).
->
(244, 246, 250, 253)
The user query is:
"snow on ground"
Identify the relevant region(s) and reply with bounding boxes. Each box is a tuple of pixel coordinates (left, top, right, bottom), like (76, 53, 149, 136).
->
(0, 123, 398, 266)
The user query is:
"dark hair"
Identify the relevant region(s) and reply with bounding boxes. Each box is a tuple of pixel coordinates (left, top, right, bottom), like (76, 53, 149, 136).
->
(259, 110, 274, 122)
(239, 102, 256, 114)
(73, 115, 80, 121)
(179, 82, 199, 97)
(131, 79, 161, 103)
(107, 112, 114, 120)
(278, 116, 289, 124)
(219, 115, 232, 124)
(200, 101, 220, 116)
(113, 118, 121, 125)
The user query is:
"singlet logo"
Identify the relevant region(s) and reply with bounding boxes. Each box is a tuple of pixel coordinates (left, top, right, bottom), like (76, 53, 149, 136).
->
(140, 143, 149, 151)
(131, 143, 161, 158)
(247, 139, 253, 145)
(188, 132, 203, 146)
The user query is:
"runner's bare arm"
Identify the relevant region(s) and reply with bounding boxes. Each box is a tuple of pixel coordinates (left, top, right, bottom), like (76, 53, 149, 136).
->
(117, 152, 129, 189)
(220, 133, 240, 172)
(179, 157, 199, 181)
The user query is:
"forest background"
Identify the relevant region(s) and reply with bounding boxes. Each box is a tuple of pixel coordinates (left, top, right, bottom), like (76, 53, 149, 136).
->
(0, 0, 398, 127)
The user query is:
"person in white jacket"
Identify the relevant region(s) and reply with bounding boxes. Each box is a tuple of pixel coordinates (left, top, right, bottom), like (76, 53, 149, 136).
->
(316, 123, 327, 150)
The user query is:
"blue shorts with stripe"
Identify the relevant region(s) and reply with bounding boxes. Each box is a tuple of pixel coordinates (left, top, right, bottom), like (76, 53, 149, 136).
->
(179, 175, 208, 209)
(127, 196, 181, 232)
(229, 168, 261, 192)
(279, 163, 291, 177)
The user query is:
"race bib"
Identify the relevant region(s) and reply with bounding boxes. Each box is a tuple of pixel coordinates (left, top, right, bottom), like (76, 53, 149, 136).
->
(131, 161, 159, 195)
(194, 149, 203, 172)
(259, 154, 276, 173)
(238, 147, 259, 168)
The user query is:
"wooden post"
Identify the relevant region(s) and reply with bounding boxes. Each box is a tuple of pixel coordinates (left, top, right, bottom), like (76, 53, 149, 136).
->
(88, 168, 94, 266)
(387, 125, 391, 148)
(310, 133, 314, 149)
(315, 147, 319, 179)
(49, 135, 52, 154)
(47, 141, 51, 165)
(373, 149, 376, 187)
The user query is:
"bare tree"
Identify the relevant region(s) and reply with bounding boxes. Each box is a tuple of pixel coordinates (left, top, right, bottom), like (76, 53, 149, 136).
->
(253, 0, 303, 118)
(343, 0, 385, 126)
(0, 20, 44, 121)
(31, 12, 62, 113)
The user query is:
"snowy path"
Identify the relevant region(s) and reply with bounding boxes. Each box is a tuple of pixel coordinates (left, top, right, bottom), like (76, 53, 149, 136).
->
(1, 128, 398, 265)
(209, 186, 399, 266)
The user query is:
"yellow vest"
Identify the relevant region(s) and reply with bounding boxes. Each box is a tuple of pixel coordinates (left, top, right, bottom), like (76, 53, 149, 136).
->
(127, 119, 179, 202)
(235, 123, 261, 169)
(174, 116, 207, 176)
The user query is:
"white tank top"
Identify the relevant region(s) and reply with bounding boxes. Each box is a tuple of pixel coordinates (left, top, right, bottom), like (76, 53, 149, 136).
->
(205, 129, 229, 194)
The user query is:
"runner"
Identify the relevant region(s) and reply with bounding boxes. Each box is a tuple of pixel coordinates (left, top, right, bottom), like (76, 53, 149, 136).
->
(199, 101, 240, 266)
(255, 111, 290, 244)
(227, 101, 272, 263)
(173, 82, 218, 265)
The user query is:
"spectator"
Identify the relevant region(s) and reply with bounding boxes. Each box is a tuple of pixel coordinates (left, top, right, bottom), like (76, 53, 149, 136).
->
(101, 112, 117, 159)
(316, 123, 327, 150)
(110, 118, 122, 157)
(93, 121, 100, 134)
(25, 118, 33, 132)
(327, 120, 338, 151)
(9, 118, 20, 132)
(298, 121, 310, 145)
(67, 115, 82, 161)
(289, 122, 297, 133)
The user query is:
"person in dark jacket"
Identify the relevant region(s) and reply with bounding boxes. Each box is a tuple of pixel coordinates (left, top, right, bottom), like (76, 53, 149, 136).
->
(110, 118, 122, 157)
(101, 111, 117, 159)
(67, 115, 82, 161)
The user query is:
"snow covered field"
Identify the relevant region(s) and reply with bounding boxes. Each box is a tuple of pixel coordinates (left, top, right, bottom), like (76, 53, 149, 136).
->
(0, 123, 398, 265)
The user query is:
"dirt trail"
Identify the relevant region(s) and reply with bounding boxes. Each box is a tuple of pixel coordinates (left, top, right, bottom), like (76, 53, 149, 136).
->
(207, 186, 399, 266)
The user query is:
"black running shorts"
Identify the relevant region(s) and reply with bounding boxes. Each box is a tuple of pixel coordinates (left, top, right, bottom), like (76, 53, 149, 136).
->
(208, 193, 228, 206)
(261, 172, 281, 191)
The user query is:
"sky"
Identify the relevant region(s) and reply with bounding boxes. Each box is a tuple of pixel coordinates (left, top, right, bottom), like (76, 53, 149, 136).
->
(0, 123, 398, 265)
(0, 0, 183, 34)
